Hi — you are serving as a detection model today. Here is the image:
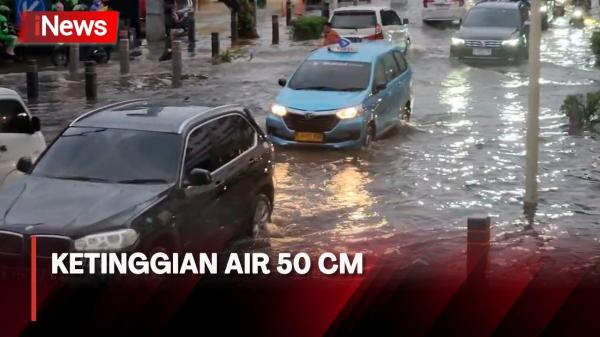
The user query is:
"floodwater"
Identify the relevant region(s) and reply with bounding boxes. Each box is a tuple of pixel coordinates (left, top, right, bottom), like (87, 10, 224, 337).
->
(0, 0, 599, 277)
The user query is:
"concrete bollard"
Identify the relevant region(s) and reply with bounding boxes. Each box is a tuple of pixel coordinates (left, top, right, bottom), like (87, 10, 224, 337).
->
(119, 39, 130, 76)
(286, 0, 292, 26)
(322, 2, 330, 18)
(211, 32, 220, 64)
(84, 61, 97, 100)
(172, 40, 182, 88)
(231, 10, 239, 46)
(467, 217, 491, 277)
(272, 15, 279, 45)
(26, 59, 39, 100)
(68, 44, 79, 78)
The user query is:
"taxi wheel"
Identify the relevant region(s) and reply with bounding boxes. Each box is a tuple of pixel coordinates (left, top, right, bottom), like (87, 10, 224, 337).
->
(250, 194, 272, 239)
(363, 123, 375, 147)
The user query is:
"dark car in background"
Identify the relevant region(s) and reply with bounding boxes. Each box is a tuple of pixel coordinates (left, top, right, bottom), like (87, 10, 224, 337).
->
(0, 100, 274, 258)
(450, 1, 530, 63)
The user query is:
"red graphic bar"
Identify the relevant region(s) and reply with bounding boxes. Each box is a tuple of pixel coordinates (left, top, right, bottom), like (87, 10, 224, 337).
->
(31, 235, 37, 322)
(19, 11, 119, 44)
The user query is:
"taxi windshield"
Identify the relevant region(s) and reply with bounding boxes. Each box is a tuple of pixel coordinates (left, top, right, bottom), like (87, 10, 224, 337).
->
(288, 60, 372, 92)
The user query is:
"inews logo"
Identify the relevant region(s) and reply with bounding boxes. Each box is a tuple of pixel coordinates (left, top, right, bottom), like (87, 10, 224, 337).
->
(19, 11, 119, 44)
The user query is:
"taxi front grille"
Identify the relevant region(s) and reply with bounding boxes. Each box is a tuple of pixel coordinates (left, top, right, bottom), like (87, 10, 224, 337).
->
(284, 112, 339, 133)
(465, 40, 502, 48)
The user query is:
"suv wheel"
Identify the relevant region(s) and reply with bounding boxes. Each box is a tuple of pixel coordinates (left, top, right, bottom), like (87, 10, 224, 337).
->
(250, 194, 272, 239)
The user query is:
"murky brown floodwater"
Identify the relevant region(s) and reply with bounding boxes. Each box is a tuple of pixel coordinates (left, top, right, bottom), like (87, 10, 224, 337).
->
(0, 0, 598, 276)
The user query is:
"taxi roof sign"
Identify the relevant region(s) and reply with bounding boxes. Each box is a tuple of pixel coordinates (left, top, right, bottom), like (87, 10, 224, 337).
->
(328, 38, 358, 53)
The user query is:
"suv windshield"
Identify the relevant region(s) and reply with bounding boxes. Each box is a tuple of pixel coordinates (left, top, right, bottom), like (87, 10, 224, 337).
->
(288, 60, 372, 92)
(33, 127, 182, 184)
(462, 8, 521, 28)
(331, 11, 377, 29)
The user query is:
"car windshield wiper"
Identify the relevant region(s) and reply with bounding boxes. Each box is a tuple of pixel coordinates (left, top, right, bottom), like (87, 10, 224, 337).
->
(338, 87, 365, 92)
(53, 176, 114, 183)
(117, 179, 169, 184)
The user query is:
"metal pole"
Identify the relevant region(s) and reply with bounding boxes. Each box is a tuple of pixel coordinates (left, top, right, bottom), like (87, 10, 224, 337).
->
(172, 40, 182, 88)
(524, 0, 542, 215)
(322, 2, 330, 18)
(211, 32, 220, 64)
(466, 217, 490, 276)
(272, 15, 279, 45)
(85, 61, 97, 100)
(26, 59, 39, 100)
(286, 0, 292, 25)
(119, 39, 130, 76)
(187, 11, 196, 44)
(231, 10, 239, 46)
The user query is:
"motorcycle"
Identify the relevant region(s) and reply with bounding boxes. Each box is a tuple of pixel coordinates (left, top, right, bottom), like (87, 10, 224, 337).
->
(50, 44, 112, 67)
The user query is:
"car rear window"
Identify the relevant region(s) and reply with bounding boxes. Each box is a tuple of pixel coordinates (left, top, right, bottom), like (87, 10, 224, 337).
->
(331, 11, 377, 29)
(462, 7, 521, 28)
(288, 60, 372, 92)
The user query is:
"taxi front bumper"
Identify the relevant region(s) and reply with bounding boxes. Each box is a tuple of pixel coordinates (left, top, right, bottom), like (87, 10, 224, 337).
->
(266, 112, 367, 150)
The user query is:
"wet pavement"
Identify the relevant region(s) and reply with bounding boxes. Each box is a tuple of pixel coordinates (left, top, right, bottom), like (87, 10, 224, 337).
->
(1, 0, 599, 277)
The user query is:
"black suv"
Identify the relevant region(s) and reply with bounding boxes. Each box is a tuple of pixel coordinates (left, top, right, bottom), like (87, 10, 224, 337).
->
(450, 1, 530, 63)
(0, 100, 274, 257)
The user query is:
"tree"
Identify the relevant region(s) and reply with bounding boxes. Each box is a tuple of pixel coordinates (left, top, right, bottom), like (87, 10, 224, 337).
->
(219, 0, 259, 39)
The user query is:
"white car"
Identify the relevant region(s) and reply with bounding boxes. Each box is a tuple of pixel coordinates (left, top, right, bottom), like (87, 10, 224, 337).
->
(330, 6, 411, 53)
(422, 0, 466, 23)
(0, 88, 46, 188)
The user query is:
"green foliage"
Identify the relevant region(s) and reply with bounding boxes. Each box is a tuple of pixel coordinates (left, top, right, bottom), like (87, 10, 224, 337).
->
(561, 92, 600, 133)
(219, 50, 232, 63)
(291, 16, 328, 41)
(257, 0, 266, 9)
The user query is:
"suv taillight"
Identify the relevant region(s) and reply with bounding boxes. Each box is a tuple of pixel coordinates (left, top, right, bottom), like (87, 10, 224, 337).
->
(423, 0, 434, 8)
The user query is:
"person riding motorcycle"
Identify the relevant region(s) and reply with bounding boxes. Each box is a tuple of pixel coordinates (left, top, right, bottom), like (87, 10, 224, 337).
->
(0, 5, 16, 57)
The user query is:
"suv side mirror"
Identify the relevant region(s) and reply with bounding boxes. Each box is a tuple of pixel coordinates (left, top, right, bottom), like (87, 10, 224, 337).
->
(278, 78, 287, 87)
(187, 168, 212, 186)
(403, 18, 409, 25)
(30, 116, 41, 133)
(16, 157, 33, 174)
(373, 82, 387, 94)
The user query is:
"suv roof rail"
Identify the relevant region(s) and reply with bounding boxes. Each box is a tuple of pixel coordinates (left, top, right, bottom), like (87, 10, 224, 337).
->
(70, 99, 147, 125)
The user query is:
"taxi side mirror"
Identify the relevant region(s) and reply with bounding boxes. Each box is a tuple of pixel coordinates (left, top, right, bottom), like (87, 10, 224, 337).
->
(187, 168, 212, 186)
(373, 82, 387, 94)
(278, 78, 287, 87)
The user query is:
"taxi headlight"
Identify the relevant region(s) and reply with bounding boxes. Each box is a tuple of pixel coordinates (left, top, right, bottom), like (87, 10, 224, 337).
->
(573, 9, 583, 18)
(74, 229, 139, 252)
(540, 5, 547, 12)
(451, 37, 465, 46)
(502, 38, 520, 47)
(336, 106, 363, 119)
(270, 103, 287, 117)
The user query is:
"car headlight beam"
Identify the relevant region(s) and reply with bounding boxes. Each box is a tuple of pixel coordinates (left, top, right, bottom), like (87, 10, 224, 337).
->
(451, 37, 465, 46)
(74, 229, 139, 252)
(270, 103, 287, 117)
(336, 106, 363, 119)
(502, 38, 520, 47)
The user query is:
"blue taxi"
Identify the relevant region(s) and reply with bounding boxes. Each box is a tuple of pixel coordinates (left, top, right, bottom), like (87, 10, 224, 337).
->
(266, 41, 412, 149)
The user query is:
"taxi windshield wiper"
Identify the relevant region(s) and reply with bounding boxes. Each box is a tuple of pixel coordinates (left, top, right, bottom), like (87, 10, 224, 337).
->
(118, 179, 169, 184)
(294, 86, 339, 91)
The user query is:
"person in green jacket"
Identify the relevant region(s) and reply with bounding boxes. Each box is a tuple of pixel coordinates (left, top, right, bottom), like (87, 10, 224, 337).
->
(0, 5, 16, 56)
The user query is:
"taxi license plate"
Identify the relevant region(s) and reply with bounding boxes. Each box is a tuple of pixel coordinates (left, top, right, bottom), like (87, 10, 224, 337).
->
(473, 48, 492, 56)
(294, 132, 324, 143)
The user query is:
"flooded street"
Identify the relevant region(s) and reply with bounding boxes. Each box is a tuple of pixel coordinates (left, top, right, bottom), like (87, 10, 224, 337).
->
(1, 0, 599, 277)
